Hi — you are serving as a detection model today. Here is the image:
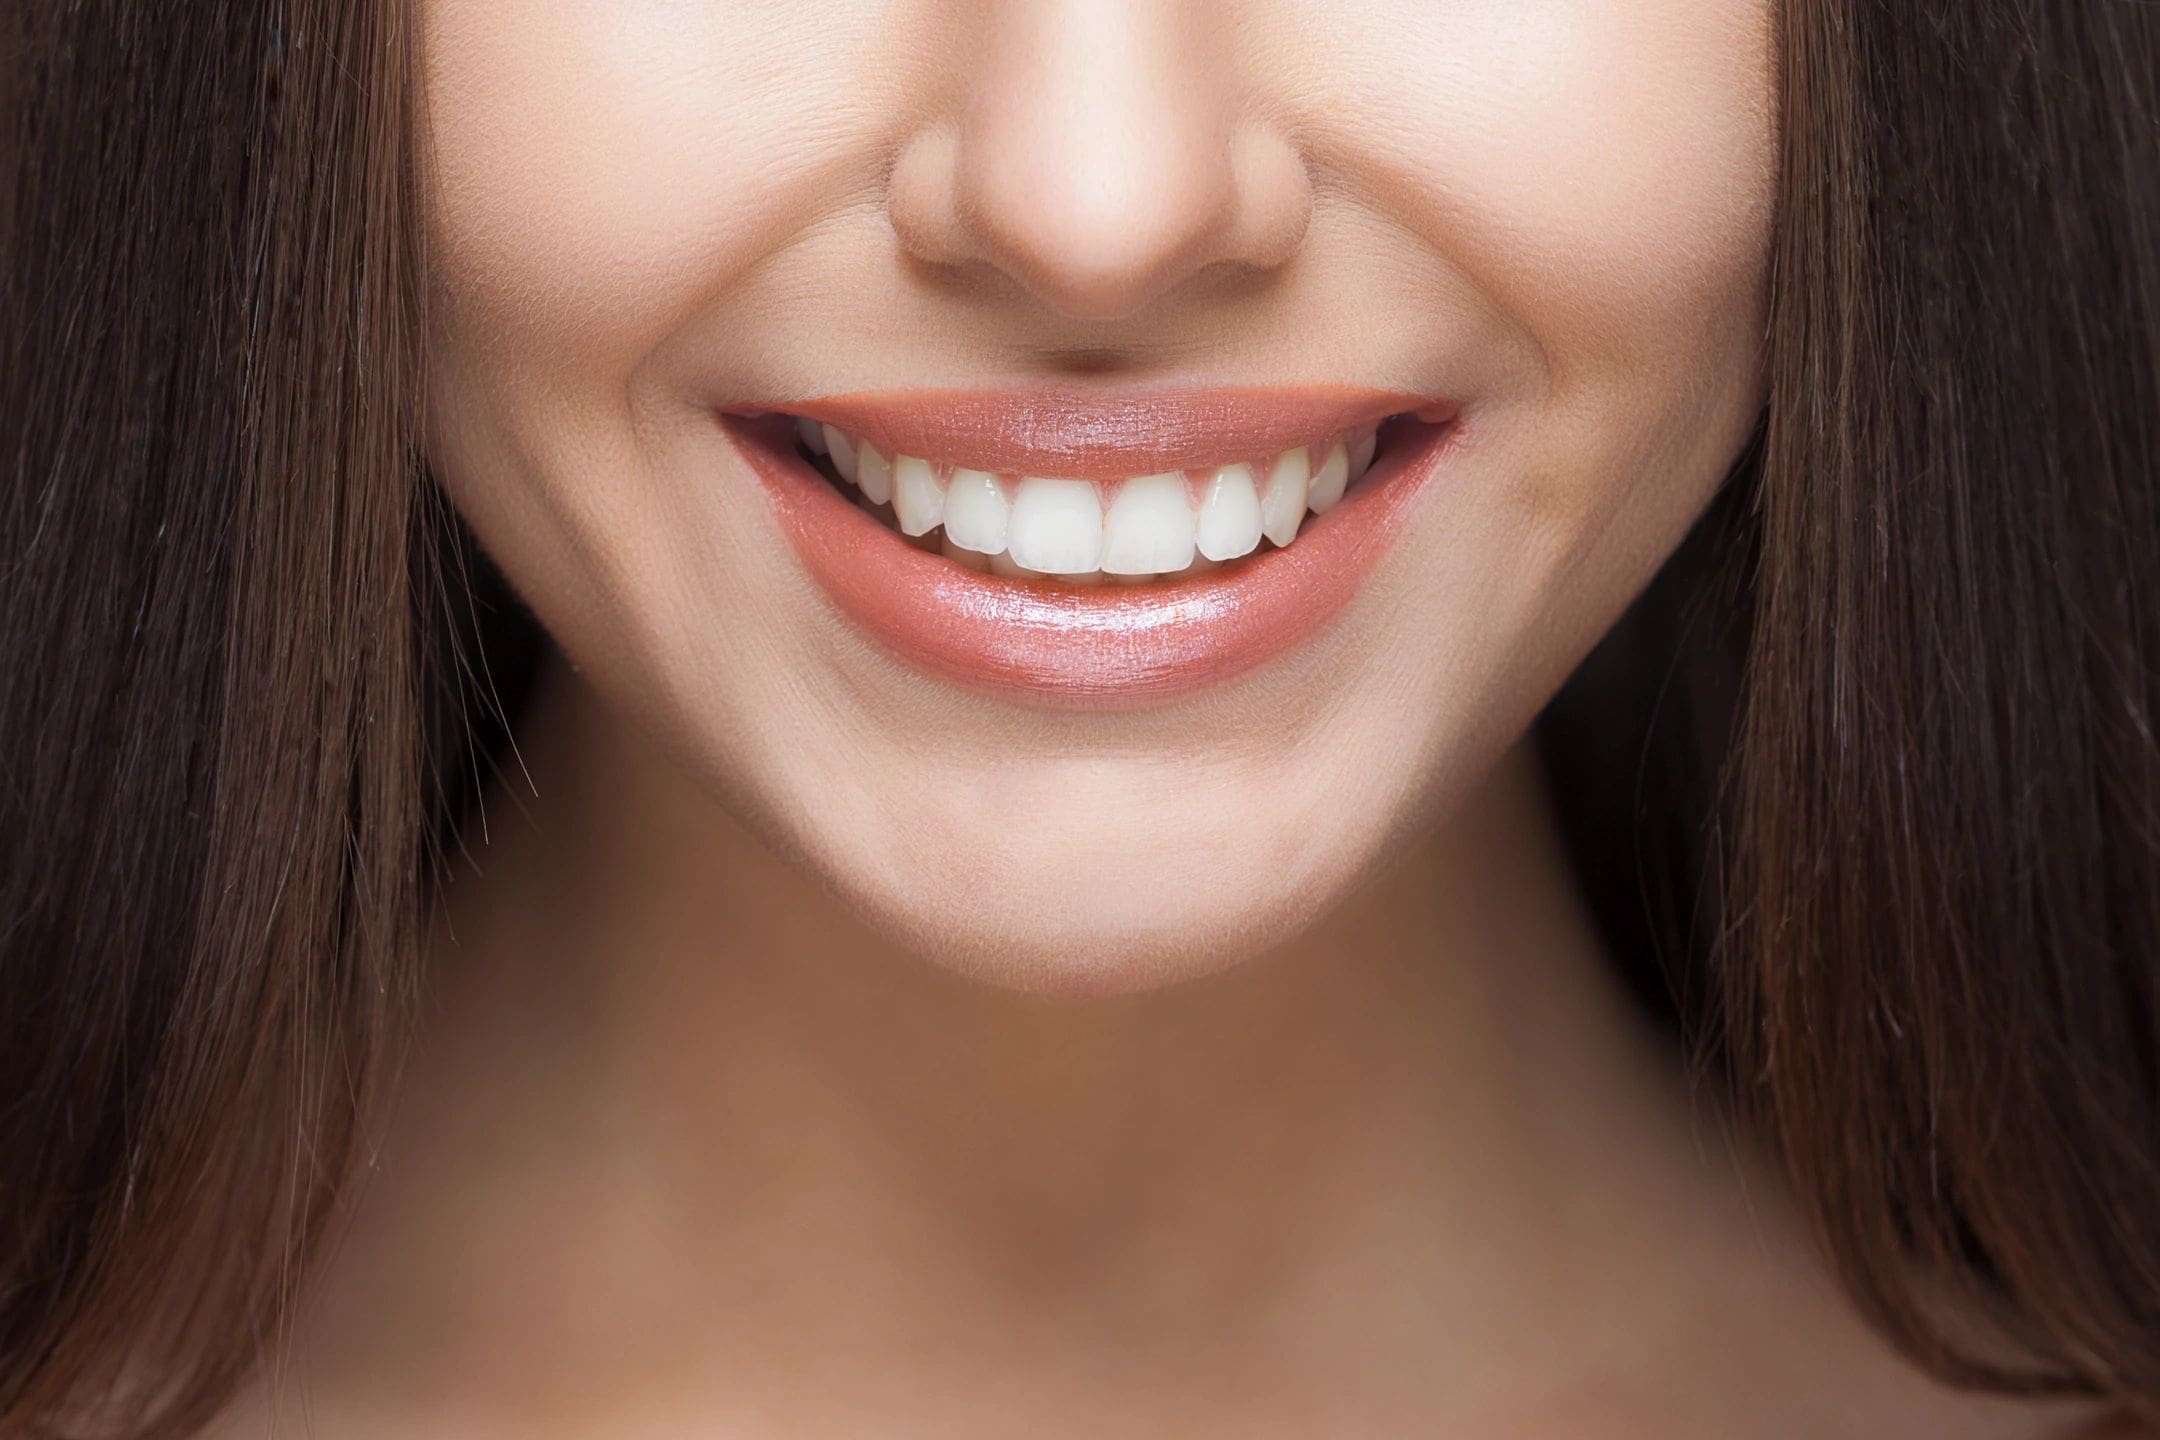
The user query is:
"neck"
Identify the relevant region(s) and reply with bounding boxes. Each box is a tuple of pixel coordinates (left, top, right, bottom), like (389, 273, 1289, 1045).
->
(261, 652, 2113, 1435)
(413, 654, 1719, 1333)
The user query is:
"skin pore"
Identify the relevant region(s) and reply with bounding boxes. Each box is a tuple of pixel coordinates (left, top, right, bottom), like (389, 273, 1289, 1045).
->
(212, 2, 2124, 1435)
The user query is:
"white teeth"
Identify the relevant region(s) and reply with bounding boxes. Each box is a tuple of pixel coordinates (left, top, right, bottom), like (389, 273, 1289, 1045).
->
(855, 440, 893, 506)
(1258, 448, 1310, 548)
(1007, 477, 1104, 574)
(891, 454, 944, 536)
(797, 417, 1400, 579)
(1307, 440, 1350, 514)
(1195, 463, 1264, 562)
(1100, 472, 1197, 575)
(1348, 427, 1377, 477)
(942, 467, 1010, 554)
(822, 424, 859, 485)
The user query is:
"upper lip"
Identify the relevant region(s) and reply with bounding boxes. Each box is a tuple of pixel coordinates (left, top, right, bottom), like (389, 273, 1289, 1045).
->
(753, 383, 1454, 478)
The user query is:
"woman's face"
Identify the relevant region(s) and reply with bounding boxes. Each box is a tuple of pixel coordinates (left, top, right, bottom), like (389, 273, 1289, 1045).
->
(421, 1, 1775, 991)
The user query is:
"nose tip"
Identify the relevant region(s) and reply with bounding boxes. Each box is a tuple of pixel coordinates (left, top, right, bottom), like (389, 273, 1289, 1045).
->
(887, 6, 1311, 323)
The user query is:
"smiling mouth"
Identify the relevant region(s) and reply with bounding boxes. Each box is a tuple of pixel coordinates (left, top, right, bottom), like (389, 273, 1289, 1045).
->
(720, 385, 1459, 704)
(793, 416, 1391, 585)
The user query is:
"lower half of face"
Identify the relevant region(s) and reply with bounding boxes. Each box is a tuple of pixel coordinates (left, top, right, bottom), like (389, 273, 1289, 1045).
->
(420, 0, 1776, 992)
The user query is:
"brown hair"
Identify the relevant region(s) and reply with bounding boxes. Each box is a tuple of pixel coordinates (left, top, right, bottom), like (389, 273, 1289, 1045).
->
(3, 1, 2155, 1435)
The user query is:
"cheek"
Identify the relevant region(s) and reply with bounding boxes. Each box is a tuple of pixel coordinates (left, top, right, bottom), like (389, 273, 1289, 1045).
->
(418, 0, 865, 372)
(1344, 0, 1777, 370)
(414, 1, 861, 657)
(1350, 1, 1777, 569)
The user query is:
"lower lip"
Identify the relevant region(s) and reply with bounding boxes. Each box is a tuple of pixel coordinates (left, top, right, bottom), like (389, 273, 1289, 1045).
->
(721, 414, 1459, 706)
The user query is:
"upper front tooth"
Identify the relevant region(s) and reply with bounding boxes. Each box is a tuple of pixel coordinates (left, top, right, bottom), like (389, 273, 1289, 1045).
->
(1259, 448, 1309, 547)
(812, 423, 1387, 573)
(855, 440, 894, 505)
(1007, 477, 1104, 574)
(822, 424, 860, 484)
(1100, 472, 1197, 574)
(1348, 427, 1377, 478)
(942, 467, 1010, 554)
(1307, 440, 1350, 513)
(891, 454, 944, 535)
(1195, 463, 1264, 561)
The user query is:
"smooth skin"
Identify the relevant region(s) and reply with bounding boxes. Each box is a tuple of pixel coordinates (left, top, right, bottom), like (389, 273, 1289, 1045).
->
(212, 2, 2132, 1435)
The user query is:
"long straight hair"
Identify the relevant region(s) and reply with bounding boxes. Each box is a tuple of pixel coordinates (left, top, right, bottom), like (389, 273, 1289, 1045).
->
(4, 1, 2157, 1435)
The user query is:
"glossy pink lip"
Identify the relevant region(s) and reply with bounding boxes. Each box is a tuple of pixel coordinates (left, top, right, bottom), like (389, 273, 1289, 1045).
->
(720, 386, 1460, 706)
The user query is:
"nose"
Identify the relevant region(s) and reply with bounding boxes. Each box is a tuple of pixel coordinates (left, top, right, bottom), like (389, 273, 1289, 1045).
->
(887, 1, 1313, 323)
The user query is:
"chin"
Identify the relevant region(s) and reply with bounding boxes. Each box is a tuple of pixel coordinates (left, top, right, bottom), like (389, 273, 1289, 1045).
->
(805, 809, 1369, 999)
